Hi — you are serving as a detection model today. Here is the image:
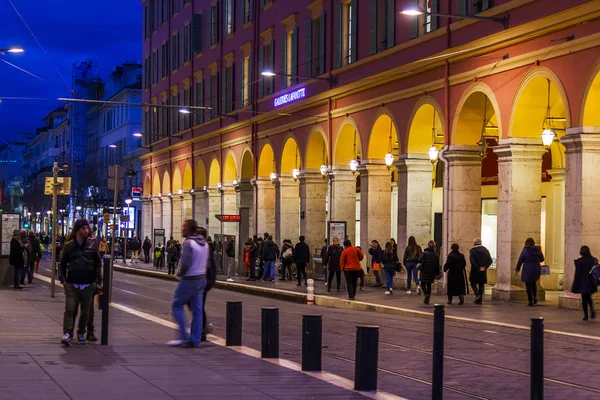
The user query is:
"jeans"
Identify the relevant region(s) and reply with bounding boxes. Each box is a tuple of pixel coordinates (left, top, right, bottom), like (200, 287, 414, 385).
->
(525, 281, 538, 304)
(296, 262, 307, 285)
(144, 249, 150, 263)
(327, 270, 341, 290)
(281, 261, 292, 280)
(344, 270, 361, 299)
(63, 283, 95, 335)
(248, 258, 257, 279)
(26, 262, 34, 280)
(405, 262, 420, 289)
(262, 260, 275, 280)
(13, 265, 23, 287)
(372, 268, 382, 285)
(172, 277, 207, 346)
(202, 289, 208, 337)
(384, 269, 396, 290)
(227, 256, 235, 278)
(582, 293, 595, 318)
(131, 250, 139, 263)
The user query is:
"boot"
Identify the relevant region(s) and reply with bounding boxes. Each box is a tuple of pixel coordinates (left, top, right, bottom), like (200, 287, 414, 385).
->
(86, 330, 98, 342)
(458, 296, 464, 305)
(424, 295, 430, 305)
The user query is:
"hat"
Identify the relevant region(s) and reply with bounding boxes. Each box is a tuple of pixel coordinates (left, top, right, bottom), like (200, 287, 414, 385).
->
(74, 218, 90, 232)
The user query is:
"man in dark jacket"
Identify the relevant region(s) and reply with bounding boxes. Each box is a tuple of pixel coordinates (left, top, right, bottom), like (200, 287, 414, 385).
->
(59, 219, 102, 346)
(246, 238, 258, 281)
(226, 236, 235, 281)
(294, 236, 311, 286)
(28, 231, 42, 283)
(20, 230, 32, 286)
(129, 236, 141, 264)
(9, 230, 25, 290)
(324, 237, 343, 292)
(469, 238, 493, 304)
(142, 236, 152, 263)
(260, 235, 279, 282)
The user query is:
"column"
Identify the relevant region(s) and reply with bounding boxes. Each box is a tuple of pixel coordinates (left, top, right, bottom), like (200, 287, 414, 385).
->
(152, 197, 163, 243)
(396, 154, 433, 250)
(236, 180, 254, 274)
(207, 188, 221, 236)
(275, 176, 300, 246)
(141, 199, 153, 243)
(193, 190, 209, 228)
(300, 171, 327, 257)
(181, 193, 193, 221)
(492, 139, 546, 301)
(171, 195, 183, 241)
(559, 127, 600, 308)
(546, 169, 565, 290)
(358, 161, 392, 250)
(330, 167, 357, 245)
(442, 145, 482, 261)
(221, 186, 238, 237)
(255, 179, 276, 238)
(162, 196, 173, 240)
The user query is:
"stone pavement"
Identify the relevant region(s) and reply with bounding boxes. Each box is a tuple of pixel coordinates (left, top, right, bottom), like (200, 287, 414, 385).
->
(0, 281, 371, 400)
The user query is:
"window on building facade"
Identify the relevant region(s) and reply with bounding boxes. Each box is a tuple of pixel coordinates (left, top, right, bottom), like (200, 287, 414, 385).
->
(334, 0, 357, 68)
(223, 0, 235, 36)
(183, 25, 191, 63)
(242, 0, 254, 24)
(281, 28, 298, 89)
(152, 0, 159, 31)
(239, 55, 252, 108)
(207, 73, 219, 118)
(221, 64, 235, 114)
(409, 0, 439, 39)
(207, 4, 219, 47)
(193, 78, 204, 125)
(192, 13, 203, 54)
(258, 41, 274, 97)
(369, 0, 395, 55)
(305, 12, 325, 78)
(144, 4, 150, 39)
(170, 94, 180, 134)
(461, 0, 492, 14)
(143, 58, 148, 88)
(152, 105, 159, 140)
(171, 32, 180, 71)
(172, 0, 180, 16)
(161, 41, 169, 78)
(182, 87, 191, 130)
(153, 50, 159, 84)
(160, 100, 169, 138)
(162, 0, 168, 23)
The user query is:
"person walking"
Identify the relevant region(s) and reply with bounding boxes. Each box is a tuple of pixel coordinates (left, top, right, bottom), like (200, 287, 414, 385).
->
(142, 236, 152, 263)
(34, 233, 43, 274)
(59, 219, 102, 346)
(417, 240, 440, 305)
(443, 243, 467, 305)
(260, 235, 279, 282)
(515, 238, 545, 307)
(469, 238, 493, 304)
(324, 237, 343, 293)
(382, 241, 401, 295)
(20, 231, 31, 286)
(130, 236, 141, 263)
(368, 240, 384, 288)
(166, 235, 176, 248)
(99, 238, 108, 257)
(166, 242, 179, 275)
(572, 245, 598, 321)
(340, 239, 364, 300)
(168, 219, 208, 347)
(403, 236, 422, 295)
(280, 239, 294, 281)
(245, 238, 258, 281)
(294, 236, 311, 286)
(226, 236, 235, 282)
(9, 230, 25, 290)
(200, 228, 217, 341)
(154, 243, 165, 269)
(27, 231, 42, 284)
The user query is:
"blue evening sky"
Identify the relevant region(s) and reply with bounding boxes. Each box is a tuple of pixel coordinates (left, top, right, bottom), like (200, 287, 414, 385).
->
(0, 0, 141, 142)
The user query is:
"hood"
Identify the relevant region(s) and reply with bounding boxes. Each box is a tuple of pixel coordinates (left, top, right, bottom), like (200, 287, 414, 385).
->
(264, 240, 275, 249)
(525, 246, 542, 255)
(186, 235, 206, 247)
(424, 246, 435, 253)
(471, 245, 488, 256)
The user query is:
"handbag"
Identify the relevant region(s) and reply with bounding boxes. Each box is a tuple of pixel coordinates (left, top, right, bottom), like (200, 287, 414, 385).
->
(540, 265, 550, 275)
(416, 263, 422, 271)
(373, 262, 380, 271)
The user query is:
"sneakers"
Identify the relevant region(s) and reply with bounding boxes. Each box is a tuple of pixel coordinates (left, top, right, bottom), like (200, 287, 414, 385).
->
(360, 287, 364, 291)
(86, 331, 98, 342)
(406, 290, 412, 295)
(260, 279, 265, 282)
(384, 291, 391, 295)
(226, 278, 234, 282)
(77, 333, 87, 344)
(60, 333, 72, 346)
(166, 339, 187, 346)
(417, 286, 422, 295)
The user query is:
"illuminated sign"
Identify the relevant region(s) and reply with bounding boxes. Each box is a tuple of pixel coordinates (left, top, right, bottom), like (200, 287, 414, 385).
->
(215, 214, 242, 222)
(273, 87, 306, 107)
(131, 187, 143, 198)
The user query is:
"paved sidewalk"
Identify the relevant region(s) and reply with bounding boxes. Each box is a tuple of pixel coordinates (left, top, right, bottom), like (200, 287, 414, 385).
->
(0, 282, 369, 400)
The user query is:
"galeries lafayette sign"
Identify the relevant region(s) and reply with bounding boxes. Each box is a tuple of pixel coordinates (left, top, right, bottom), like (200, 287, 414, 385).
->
(273, 87, 306, 107)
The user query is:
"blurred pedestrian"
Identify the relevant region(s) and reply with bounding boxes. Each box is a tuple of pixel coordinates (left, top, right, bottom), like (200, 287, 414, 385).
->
(368, 240, 384, 288)
(280, 239, 294, 281)
(9, 230, 25, 290)
(130, 236, 141, 263)
(469, 238, 493, 304)
(340, 239, 364, 300)
(154, 243, 165, 269)
(515, 238, 545, 307)
(294, 236, 311, 286)
(403, 236, 422, 295)
(28, 231, 42, 284)
(444, 243, 467, 305)
(225, 236, 235, 281)
(245, 237, 258, 281)
(99, 238, 108, 257)
(324, 237, 343, 293)
(260, 235, 279, 282)
(572, 245, 597, 321)
(21, 231, 31, 286)
(417, 240, 440, 305)
(143, 236, 152, 263)
(166, 242, 179, 275)
(382, 241, 400, 295)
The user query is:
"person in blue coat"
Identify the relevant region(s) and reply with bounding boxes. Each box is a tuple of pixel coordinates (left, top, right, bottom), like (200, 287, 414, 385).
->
(572, 245, 598, 321)
(515, 238, 545, 306)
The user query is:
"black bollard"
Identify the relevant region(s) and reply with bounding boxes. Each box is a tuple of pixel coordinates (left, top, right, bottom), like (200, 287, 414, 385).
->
(531, 318, 544, 400)
(432, 304, 445, 400)
(226, 301, 243, 346)
(101, 255, 111, 346)
(354, 325, 379, 391)
(261, 308, 279, 358)
(302, 315, 322, 371)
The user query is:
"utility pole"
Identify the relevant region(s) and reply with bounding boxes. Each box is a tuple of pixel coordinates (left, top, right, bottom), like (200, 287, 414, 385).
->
(50, 162, 59, 298)
(108, 165, 123, 302)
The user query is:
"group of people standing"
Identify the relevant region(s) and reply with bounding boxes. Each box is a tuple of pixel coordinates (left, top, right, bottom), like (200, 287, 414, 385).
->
(9, 230, 43, 289)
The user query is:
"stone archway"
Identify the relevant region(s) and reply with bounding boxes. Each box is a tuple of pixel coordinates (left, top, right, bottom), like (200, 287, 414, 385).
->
(143, 174, 151, 197)
(277, 137, 301, 246)
(256, 143, 276, 237)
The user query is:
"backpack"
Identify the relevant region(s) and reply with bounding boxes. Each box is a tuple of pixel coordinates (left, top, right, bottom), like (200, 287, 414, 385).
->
(282, 247, 293, 260)
(590, 264, 600, 287)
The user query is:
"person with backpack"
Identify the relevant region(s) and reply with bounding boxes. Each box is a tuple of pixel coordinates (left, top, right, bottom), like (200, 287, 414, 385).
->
(572, 245, 598, 321)
(515, 237, 545, 307)
(444, 243, 467, 305)
(382, 241, 401, 295)
(469, 238, 493, 304)
(280, 239, 294, 281)
(403, 236, 423, 295)
(417, 240, 440, 305)
(226, 237, 235, 282)
(294, 236, 311, 286)
(166, 242, 179, 275)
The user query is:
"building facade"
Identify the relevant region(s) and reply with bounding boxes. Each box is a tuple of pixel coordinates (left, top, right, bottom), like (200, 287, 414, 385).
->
(141, 0, 600, 308)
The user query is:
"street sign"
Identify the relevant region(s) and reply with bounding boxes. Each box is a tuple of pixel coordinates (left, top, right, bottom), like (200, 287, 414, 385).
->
(132, 187, 143, 198)
(103, 213, 110, 223)
(44, 177, 72, 195)
(215, 214, 242, 222)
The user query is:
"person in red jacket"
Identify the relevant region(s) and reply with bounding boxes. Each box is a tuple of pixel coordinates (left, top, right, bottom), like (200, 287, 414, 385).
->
(340, 239, 364, 300)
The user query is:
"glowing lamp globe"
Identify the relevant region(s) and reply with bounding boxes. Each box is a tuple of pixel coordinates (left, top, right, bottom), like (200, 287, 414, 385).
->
(541, 128, 556, 147)
(428, 145, 440, 162)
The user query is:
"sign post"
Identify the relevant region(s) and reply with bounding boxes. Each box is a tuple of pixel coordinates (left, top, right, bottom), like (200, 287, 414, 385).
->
(107, 165, 124, 301)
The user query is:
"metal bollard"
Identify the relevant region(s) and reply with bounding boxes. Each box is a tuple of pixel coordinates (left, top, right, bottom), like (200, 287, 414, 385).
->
(531, 318, 544, 400)
(432, 304, 445, 400)
(302, 315, 322, 371)
(101, 255, 111, 346)
(261, 308, 279, 358)
(226, 301, 243, 346)
(306, 279, 315, 305)
(354, 325, 379, 391)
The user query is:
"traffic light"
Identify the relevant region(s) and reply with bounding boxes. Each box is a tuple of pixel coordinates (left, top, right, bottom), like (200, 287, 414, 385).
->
(23, 222, 30, 229)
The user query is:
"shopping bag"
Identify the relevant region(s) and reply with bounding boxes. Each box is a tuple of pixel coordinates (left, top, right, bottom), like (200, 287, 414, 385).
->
(373, 262, 380, 271)
(540, 265, 550, 275)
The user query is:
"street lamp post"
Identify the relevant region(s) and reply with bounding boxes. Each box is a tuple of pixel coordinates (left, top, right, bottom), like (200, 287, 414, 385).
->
(0, 45, 24, 55)
(124, 198, 132, 264)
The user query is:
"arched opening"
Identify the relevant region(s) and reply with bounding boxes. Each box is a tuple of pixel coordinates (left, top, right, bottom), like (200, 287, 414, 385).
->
(195, 160, 207, 188)
(258, 143, 275, 177)
(240, 148, 254, 180)
(183, 163, 193, 191)
(582, 62, 600, 126)
(172, 166, 182, 192)
(334, 121, 362, 166)
(305, 128, 328, 170)
(152, 171, 161, 195)
(281, 137, 301, 173)
(407, 103, 444, 154)
(367, 112, 399, 160)
(223, 152, 238, 185)
(162, 171, 171, 195)
(208, 159, 221, 187)
(143, 174, 151, 196)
